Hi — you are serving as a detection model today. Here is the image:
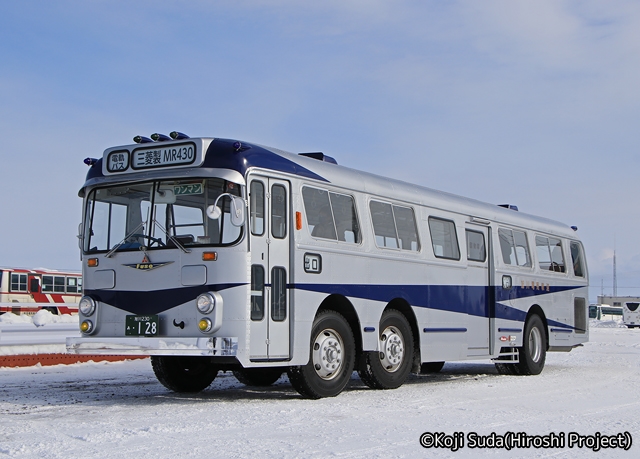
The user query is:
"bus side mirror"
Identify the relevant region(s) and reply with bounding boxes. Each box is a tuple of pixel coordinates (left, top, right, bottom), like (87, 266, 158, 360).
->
(206, 195, 245, 227)
(77, 223, 83, 250)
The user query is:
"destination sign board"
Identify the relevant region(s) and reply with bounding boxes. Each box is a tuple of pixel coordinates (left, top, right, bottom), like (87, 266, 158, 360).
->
(131, 142, 196, 170)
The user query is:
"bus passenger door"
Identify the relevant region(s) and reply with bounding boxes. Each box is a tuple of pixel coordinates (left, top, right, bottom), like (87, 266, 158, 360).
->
(248, 176, 291, 361)
(465, 224, 492, 356)
(28, 275, 44, 301)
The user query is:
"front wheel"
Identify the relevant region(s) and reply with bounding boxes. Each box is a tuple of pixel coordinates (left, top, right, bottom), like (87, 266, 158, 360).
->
(287, 311, 355, 399)
(516, 315, 547, 375)
(358, 309, 414, 389)
(151, 356, 218, 393)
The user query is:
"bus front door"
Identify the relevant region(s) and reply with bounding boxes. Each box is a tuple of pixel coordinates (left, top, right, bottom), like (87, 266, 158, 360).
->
(248, 176, 291, 361)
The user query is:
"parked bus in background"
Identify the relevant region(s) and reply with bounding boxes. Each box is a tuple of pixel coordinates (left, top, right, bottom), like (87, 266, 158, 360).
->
(623, 302, 640, 328)
(0, 267, 82, 315)
(67, 132, 589, 398)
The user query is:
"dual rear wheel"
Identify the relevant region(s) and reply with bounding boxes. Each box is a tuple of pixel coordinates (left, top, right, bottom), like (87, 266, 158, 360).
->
(288, 309, 414, 398)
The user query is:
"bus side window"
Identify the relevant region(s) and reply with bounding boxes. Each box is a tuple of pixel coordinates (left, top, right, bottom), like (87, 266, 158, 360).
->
(302, 187, 337, 240)
(428, 217, 460, 260)
(329, 192, 360, 243)
(393, 205, 420, 251)
(66, 277, 78, 293)
(570, 242, 585, 277)
(370, 201, 398, 249)
(42, 275, 54, 292)
(536, 235, 566, 273)
(10, 273, 27, 292)
(498, 228, 531, 267)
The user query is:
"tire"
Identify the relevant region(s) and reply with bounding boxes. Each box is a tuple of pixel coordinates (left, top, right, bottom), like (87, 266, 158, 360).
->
(516, 315, 546, 375)
(233, 367, 284, 386)
(287, 310, 355, 399)
(494, 362, 519, 375)
(358, 309, 414, 389)
(151, 356, 218, 393)
(420, 361, 445, 374)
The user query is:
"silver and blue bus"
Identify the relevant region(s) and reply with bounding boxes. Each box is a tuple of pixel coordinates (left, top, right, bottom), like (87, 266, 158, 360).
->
(67, 132, 589, 398)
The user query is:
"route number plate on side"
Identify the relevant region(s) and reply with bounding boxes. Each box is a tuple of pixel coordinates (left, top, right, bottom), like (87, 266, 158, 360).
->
(125, 315, 159, 336)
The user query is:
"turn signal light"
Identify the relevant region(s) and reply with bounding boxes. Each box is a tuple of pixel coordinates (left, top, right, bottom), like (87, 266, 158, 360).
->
(80, 320, 94, 334)
(199, 318, 213, 333)
(202, 252, 218, 261)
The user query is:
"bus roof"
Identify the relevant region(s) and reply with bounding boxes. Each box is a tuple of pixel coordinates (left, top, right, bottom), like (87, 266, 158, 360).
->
(82, 137, 579, 239)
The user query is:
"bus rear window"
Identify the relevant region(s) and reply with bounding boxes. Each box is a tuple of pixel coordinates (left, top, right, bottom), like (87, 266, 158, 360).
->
(536, 235, 566, 273)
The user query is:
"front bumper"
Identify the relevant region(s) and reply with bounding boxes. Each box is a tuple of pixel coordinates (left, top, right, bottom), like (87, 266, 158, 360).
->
(66, 336, 238, 356)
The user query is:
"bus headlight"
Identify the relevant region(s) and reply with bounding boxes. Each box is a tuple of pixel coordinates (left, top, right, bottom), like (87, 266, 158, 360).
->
(196, 293, 216, 314)
(80, 320, 94, 334)
(79, 296, 96, 316)
(198, 318, 213, 333)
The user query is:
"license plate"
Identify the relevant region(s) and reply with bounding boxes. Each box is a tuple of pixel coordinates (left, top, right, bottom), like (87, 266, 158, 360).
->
(125, 315, 159, 336)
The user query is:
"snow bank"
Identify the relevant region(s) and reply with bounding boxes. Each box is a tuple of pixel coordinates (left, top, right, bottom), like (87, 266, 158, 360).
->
(0, 310, 78, 326)
(589, 318, 625, 328)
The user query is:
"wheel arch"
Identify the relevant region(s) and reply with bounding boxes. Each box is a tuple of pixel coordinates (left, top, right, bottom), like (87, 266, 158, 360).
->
(385, 298, 421, 373)
(317, 294, 362, 357)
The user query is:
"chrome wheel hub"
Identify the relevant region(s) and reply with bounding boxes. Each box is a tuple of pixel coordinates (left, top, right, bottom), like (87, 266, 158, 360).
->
(379, 326, 404, 372)
(528, 326, 542, 363)
(312, 328, 344, 380)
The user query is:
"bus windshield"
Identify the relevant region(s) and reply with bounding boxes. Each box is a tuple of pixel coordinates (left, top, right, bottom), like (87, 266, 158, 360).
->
(83, 178, 243, 253)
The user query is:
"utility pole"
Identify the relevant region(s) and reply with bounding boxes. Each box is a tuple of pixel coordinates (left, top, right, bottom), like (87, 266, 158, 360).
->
(613, 249, 618, 297)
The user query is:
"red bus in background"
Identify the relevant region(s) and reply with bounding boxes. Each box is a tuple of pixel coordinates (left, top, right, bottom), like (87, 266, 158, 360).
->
(0, 267, 81, 315)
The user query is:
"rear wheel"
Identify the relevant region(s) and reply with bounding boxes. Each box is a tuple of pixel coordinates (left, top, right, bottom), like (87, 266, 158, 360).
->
(516, 315, 546, 375)
(287, 311, 355, 399)
(359, 309, 414, 389)
(233, 367, 284, 386)
(151, 356, 218, 393)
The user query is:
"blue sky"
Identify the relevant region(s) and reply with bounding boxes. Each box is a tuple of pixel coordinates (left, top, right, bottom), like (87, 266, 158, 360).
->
(1, 1, 639, 301)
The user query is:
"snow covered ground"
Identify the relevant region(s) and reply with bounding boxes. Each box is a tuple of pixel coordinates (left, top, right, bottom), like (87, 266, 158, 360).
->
(0, 321, 638, 459)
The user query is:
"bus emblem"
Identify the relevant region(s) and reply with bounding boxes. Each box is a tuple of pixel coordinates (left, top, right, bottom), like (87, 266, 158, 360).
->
(123, 254, 172, 271)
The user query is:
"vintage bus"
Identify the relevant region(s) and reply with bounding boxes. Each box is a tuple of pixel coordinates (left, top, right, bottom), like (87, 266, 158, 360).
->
(67, 133, 589, 398)
(0, 267, 82, 315)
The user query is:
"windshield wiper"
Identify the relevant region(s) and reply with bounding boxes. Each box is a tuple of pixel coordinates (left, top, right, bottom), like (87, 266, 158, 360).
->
(149, 218, 191, 254)
(105, 222, 146, 258)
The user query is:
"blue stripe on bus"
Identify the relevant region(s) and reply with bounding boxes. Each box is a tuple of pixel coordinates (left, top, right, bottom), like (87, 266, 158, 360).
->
(87, 282, 583, 333)
(423, 328, 467, 333)
(203, 139, 330, 183)
(294, 283, 583, 331)
(85, 283, 246, 315)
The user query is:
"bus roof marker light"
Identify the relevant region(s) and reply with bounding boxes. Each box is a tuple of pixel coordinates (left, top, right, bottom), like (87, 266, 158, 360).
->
(233, 141, 251, 153)
(151, 133, 172, 142)
(133, 135, 152, 144)
(84, 158, 98, 166)
(571, 226, 578, 231)
(169, 131, 190, 140)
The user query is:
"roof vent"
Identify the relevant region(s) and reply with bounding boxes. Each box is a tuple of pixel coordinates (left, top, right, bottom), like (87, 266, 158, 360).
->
(298, 152, 337, 164)
(498, 204, 519, 211)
